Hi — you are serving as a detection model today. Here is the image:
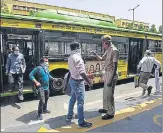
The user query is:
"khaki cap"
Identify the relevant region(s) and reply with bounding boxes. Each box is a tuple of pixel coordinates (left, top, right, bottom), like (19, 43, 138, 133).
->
(101, 35, 112, 41)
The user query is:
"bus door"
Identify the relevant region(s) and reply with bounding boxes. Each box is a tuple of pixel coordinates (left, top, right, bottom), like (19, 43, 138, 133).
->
(0, 33, 4, 93)
(128, 38, 144, 74)
(0, 29, 42, 93)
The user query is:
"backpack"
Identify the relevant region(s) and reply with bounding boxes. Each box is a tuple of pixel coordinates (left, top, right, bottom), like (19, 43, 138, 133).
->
(63, 72, 71, 96)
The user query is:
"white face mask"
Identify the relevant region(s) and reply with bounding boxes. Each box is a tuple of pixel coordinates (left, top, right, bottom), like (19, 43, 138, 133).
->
(44, 62, 49, 67)
(42, 62, 49, 69)
(14, 51, 19, 55)
(71, 48, 81, 55)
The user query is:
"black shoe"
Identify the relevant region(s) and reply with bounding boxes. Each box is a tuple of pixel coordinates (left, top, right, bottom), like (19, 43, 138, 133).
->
(102, 114, 114, 120)
(37, 114, 43, 120)
(147, 86, 153, 96)
(98, 109, 108, 113)
(78, 121, 92, 128)
(43, 110, 51, 114)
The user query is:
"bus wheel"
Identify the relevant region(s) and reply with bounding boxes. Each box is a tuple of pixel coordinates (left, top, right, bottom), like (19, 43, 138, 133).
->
(50, 78, 64, 93)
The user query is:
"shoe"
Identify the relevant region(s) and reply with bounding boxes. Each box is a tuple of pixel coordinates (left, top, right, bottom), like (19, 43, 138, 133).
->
(78, 121, 92, 128)
(102, 114, 114, 120)
(18, 95, 24, 101)
(154, 91, 161, 95)
(43, 110, 51, 114)
(37, 114, 43, 120)
(98, 109, 108, 113)
(147, 86, 153, 96)
(66, 118, 72, 122)
(66, 113, 77, 122)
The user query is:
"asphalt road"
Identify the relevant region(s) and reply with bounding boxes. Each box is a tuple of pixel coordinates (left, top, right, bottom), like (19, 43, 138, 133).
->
(1, 77, 162, 132)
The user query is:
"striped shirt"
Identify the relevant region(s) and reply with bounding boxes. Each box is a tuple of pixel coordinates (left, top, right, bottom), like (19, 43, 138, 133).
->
(137, 56, 161, 73)
(68, 53, 86, 80)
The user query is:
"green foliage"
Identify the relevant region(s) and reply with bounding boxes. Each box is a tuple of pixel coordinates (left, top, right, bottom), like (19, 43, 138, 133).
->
(29, 10, 36, 16)
(149, 24, 157, 33)
(158, 25, 162, 34)
(138, 24, 144, 31)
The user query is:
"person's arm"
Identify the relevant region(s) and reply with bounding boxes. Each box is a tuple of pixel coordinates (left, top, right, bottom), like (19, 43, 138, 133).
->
(5, 55, 11, 75)
(29, 68, 41, 86)
(154, 58, 161, 70)
(48, 72, 54, 80)
(92, 51, 107, 61)
(74, 57, 92, 87)
(107, 50, 119, 86)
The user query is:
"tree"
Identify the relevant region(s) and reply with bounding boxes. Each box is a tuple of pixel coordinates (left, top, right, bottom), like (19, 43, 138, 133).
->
(158, 25, 162, 34)
(149, 24, 157, 33)
(29, 10, 36, 16)
(138, 24, 144, 31)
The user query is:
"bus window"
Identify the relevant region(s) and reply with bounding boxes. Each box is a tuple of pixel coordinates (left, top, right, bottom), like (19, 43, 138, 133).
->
(82, 42, 98, 55)
(112, 37, 129, 60)
(148, 40, 162, 52)
(45, 42, 64, 57)
(64, 42, 71, 55)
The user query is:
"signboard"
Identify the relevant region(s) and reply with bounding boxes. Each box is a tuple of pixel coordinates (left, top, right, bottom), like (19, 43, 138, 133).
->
(1, 18, 162, 41)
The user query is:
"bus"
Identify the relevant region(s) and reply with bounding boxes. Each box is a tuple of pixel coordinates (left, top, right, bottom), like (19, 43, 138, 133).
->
(0, 10, 162, 97)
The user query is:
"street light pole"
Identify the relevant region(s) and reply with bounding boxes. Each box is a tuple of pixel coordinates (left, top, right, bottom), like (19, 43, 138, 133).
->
(128, 5, 139, 28)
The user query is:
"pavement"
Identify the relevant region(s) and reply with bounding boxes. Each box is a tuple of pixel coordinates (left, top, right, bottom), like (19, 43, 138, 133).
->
(1, 77, 162, 132)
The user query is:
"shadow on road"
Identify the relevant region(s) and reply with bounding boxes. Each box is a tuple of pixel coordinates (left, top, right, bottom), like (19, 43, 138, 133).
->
(16, 110, 38, 124)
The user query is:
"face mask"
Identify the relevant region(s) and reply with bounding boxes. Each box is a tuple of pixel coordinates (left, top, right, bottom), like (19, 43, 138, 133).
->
(71, 48, 81, 55)
(42, 62, 49, 68)
(14, 51, 19, 55)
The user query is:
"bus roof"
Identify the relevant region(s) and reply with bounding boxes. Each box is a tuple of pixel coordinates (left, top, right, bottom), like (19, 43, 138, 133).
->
(1, 11, 162, 37)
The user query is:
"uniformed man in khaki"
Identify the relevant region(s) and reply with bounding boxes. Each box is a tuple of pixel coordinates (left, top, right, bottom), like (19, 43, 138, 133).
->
(91, 35, 119, 120)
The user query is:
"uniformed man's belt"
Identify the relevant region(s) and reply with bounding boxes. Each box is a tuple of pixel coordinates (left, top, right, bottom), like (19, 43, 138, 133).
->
(71, 77, 84, 81)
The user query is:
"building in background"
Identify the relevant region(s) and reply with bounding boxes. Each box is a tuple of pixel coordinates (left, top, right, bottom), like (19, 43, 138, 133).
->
(116, 18, 150, 30)
(1, 0, 116, 21)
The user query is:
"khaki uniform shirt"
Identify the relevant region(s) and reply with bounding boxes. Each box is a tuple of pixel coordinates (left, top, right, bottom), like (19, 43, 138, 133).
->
(103, 44, 119, 83)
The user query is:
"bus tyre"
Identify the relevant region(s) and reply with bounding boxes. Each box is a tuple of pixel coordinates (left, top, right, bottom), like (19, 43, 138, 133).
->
(50, 78, 64, 93)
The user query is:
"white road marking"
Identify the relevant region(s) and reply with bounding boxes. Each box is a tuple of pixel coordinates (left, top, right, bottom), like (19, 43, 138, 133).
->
(64, 91, 142, 110)
(28, 120, 45, 125)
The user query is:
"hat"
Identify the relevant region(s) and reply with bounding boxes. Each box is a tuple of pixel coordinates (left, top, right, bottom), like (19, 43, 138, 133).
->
(101, 35, 112, 41)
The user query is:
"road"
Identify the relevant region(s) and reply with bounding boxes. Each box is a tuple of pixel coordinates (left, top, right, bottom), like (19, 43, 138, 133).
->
(1, 77, 162, 132)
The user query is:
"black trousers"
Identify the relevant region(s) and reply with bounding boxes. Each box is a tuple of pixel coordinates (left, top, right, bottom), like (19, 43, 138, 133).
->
(38, 88, 50, 115)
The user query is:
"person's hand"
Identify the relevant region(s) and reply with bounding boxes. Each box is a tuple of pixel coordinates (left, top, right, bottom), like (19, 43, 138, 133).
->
(90, 51, 97, 56)
(107, 83, 112, 87)
(35, 81, 41, 87)
(5, 72, 8, 75)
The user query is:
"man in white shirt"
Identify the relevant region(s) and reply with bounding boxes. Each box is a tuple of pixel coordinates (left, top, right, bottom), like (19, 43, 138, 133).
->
(137, 50, 161, 96)
(66, 42, 93, 128)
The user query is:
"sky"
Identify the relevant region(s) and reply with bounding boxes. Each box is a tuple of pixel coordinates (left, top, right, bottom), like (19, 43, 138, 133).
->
(26, 0, 162, 29)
